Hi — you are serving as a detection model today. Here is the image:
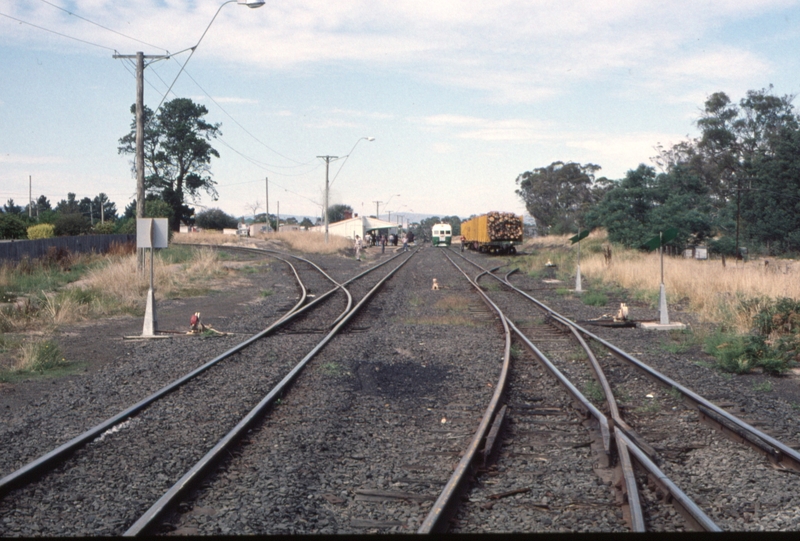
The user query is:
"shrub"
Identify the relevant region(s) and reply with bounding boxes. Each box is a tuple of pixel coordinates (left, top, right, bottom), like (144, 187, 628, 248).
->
(116, 218, 136, 234)
(704, 329, 794, 376)
(0, 214, 28, 239)
(92, 222, 116, 234)
(27, 224, 55, 239)
(53, 213, 91, 236)
(195, 208, 239, 230)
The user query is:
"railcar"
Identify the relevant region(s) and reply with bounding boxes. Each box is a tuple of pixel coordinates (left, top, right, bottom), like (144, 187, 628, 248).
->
(461, 211, 523, 254)
(431, 223, 452, 246)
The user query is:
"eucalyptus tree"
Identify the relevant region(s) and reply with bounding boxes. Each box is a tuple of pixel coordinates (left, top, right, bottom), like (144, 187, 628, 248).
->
(515, 161, 602, 235)
(119, 98, 221, 231)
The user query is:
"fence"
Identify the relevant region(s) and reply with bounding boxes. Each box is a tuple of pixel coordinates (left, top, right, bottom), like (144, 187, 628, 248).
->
(0, 235, 135, 263)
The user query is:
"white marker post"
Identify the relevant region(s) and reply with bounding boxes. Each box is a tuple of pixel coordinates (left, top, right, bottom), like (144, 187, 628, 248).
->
(136, 218, 169, 336)
(569, 229, 590, 293)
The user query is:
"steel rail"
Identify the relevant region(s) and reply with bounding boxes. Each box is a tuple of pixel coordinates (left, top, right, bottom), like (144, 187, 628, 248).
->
(417, 249, 512, 534)
(455, 250, 723, 531)
(0, 251, 309, 497)
(458, 251, 795, 528)
(616, 431, 721, 532)
(0, 247, 406, 497)
(124, 250, 417, 535)
(188, 244, 352, 325)
(495, 263, 800, 473)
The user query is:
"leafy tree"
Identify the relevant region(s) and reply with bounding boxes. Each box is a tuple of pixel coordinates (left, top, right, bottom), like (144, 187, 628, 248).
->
(123, 199, 137, 219)
(300, 217, 314, 229)
(516, 161, 601, 234)
(55, 193, 81, 215)
(195, 208, 238, 230)
(36, 195, 51, 212)
(653, 86, 800, 254)
(327, 204, 353, 223)
(586, 165, 658, 248)
(440, 215, 462, 236)
(587, 164, 713, 250)
(0, 214, 27, 239)
(742, 125, 800, 253)
(145, 199, 174, 220)
(53, 213, 90, 236)
(118, 98, 221, 231)
(3, 199, 23, 215)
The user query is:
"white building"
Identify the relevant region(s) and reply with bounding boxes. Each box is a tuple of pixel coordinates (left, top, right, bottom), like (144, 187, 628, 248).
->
(311, 216, 399, 240)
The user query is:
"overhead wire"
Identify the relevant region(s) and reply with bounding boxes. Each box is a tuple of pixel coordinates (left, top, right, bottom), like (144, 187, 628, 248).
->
(14, 1, 314, 174)
(178, 66, 315, 168)
(36, 0, 169, 53)
(8, 2, 330, 215)
(0, 11, 117, 52)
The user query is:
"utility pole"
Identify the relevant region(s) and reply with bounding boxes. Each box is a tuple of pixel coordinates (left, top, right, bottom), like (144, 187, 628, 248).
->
(373, 200, 381, 219)
(90, 201, 94, 226)
(114, 51, 168, 270)
(265, 176, 270, 232)
(277, 201, 280, 233)
(113, 51, 170, 220)
(28, 175, 32, 218)
(317, 155, 338, 243)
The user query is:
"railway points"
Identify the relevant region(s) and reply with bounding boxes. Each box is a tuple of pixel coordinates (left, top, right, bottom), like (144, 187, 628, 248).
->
(1, 243, 798, 534)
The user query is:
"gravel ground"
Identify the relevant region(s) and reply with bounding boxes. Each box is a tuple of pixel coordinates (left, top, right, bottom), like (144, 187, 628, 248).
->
(1, 242, 799, 535)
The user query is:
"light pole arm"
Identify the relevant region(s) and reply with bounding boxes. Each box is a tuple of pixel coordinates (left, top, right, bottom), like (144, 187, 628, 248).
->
(329, 137, 374, 188)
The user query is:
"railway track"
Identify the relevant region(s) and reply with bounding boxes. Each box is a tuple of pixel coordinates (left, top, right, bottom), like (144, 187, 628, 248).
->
(0, 246, 415, 536)
(434, 247, 800, 532)
(2, 244, 798, 534)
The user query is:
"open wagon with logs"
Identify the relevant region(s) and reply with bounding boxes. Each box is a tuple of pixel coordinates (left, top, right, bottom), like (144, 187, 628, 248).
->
(460, 211, 523, 254)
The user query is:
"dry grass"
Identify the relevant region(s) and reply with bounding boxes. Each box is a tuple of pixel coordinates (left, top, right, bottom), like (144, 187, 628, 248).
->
(522, 231, 800, 332)
(81, 248, 224, 310)
(172, 230, 352, 255)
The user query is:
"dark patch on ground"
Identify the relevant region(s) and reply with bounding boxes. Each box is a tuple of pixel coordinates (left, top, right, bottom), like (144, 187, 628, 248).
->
(351, 360, 448, 399)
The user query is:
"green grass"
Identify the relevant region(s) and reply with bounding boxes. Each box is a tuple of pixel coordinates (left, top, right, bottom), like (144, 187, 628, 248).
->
(752, 381, 773, 393)
(583, 379, 604, 402)
(581, 290, 608, 307)
(320, 361, 343, 376)
(668, 386, 683, 401)
(634, 398, 661, 414)
(0, 339, 84, 382)
(661, 331, 696, 354)
(157, 245, 201, 265)
(260, 289, 274, 297)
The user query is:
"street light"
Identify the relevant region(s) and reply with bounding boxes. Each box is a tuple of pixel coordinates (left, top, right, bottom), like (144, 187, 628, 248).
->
(114, 0, 264, 222)
(375, 194, 400, 219)
(320, 136, 375, 243)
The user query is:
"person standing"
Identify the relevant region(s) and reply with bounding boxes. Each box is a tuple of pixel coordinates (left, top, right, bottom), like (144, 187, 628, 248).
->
(354, 235, 363, 261)
(402, 235, 408, 252)
(380, 234, 386, 254)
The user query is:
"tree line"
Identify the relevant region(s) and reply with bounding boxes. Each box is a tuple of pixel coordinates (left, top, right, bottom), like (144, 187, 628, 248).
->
(516, 86, 800, 256)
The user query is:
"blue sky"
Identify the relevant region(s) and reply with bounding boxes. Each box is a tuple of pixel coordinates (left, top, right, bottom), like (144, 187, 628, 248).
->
(2, 0, 799, 223)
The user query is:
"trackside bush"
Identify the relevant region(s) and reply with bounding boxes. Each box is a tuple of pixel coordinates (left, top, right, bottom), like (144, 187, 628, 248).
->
(27, 224, 55, 239)
(705, 297, 800, 375)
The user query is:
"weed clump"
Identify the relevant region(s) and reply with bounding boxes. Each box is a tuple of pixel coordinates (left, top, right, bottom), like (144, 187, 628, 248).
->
(705, 297, 800, 375)
(15, 339, 66, 373)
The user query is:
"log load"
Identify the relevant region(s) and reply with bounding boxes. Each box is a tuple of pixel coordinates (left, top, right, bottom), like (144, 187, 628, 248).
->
(486, 211, 523, 241)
